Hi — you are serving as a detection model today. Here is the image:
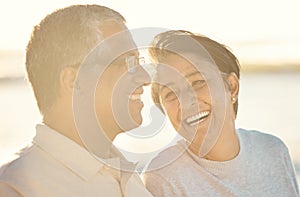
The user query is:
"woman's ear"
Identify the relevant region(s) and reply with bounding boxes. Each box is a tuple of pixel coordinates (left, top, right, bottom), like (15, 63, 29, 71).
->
(226, 72, 239, 102)
(59, 67, 78, 95)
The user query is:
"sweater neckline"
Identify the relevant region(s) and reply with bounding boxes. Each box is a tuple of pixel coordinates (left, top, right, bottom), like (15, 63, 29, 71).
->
(181, 129, 244, 177)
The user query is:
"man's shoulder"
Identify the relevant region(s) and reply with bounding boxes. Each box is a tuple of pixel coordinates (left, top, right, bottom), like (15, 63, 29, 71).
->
(0, 146, 33, 174)
(0, 143, 78, 195)
(0, 144, 56, 183)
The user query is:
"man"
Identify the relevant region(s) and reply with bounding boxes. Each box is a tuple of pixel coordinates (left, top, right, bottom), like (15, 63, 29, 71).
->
(0, 5, 152, 196)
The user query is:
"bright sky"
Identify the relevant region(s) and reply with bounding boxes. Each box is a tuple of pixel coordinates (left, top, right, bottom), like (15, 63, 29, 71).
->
(1, 0, 300, 64)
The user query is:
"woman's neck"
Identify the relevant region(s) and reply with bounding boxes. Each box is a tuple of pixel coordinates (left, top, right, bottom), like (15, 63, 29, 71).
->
(189, 126, 240, 162)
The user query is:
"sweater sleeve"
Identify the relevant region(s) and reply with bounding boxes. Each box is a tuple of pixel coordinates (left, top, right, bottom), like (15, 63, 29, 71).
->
(281, 145, 299, 195)
(144, 172, 179, 197)
(0, 182, 23, 197)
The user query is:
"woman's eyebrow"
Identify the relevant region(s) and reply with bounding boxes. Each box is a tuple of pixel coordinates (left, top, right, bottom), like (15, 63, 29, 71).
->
(185, 71, 201, 78)
(160, 82, 174, 93)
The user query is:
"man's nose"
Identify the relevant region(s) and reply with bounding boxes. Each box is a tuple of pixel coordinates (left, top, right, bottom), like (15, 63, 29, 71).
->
(132, 66, 151, 86)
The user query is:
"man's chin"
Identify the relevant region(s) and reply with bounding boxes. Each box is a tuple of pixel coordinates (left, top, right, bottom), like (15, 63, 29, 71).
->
(131, 117, 143, 129)
(125, 115, 143, 131)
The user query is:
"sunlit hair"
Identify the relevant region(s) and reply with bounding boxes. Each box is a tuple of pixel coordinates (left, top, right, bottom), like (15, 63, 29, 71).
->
(26, 4, 126, 115)
(149, 30, 241, 116)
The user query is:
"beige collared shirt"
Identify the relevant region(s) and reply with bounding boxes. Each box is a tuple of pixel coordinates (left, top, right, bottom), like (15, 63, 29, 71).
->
(0, 124, 152, 197)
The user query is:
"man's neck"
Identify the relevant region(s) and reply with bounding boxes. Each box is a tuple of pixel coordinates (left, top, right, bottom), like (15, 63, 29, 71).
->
(43, 102, 86, 148)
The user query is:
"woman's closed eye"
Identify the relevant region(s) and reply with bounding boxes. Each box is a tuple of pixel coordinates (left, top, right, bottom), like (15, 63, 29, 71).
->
(192, 80, 206, 90)
(164, 91, 177, 102)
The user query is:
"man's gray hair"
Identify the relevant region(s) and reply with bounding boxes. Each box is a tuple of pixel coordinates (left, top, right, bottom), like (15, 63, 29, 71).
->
(26, 4, 126, 115)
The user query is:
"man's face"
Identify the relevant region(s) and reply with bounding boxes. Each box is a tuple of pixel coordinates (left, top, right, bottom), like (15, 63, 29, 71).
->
(94, 22, 150, 140)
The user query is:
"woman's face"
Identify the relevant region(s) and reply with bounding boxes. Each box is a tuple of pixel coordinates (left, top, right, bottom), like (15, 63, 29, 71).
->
(157, 53, 237, 154)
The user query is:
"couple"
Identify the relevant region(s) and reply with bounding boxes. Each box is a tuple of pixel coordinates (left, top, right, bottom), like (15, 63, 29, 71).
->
(0, 4, 298, 197)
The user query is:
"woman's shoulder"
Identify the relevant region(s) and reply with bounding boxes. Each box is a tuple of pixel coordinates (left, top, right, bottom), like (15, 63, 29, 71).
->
(144, 140, 189, 174)
(237, 128, 288, 152)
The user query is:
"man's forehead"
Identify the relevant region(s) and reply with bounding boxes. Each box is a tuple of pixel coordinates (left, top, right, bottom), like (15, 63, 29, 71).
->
(101, 21, 126, 38)
(101, 21, 136, 46)
(96, 23, 139, 62)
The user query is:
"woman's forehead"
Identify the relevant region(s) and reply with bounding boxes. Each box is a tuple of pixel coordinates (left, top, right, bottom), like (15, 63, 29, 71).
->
(157, 54, 217, 78)
(155, 67, 203, 90)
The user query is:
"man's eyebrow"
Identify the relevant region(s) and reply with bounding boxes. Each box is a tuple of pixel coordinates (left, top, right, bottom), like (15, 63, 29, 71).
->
(116, 50, 138, 58)
(125, 50, 139, 57)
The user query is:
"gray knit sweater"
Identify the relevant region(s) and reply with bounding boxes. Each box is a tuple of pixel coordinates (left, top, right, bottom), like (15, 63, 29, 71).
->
(144, 129, 299, 197)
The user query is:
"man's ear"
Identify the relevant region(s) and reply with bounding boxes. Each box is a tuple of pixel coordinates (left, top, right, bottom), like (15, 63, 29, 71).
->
(59, 67, 78, 95)
(226, 72, 239, 101)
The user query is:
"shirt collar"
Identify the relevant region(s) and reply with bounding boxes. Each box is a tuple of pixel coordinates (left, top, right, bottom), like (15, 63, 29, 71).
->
(33, 124, 121, 181)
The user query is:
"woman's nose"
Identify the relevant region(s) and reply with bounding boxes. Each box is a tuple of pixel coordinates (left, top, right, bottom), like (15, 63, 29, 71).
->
(179, 86, 198, 109)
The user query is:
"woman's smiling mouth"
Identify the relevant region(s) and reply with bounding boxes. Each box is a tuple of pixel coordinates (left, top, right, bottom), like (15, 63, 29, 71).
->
(185, 111, 210, 126)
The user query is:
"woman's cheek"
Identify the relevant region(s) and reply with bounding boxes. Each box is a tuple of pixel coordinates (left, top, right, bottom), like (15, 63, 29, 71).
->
(165, 104, 179, 129)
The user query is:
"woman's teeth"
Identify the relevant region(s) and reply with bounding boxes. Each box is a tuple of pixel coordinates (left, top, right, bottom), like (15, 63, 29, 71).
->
(185, 111, 210, 126)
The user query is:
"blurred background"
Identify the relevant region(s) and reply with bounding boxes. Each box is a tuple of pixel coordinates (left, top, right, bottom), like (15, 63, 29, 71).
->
(0, 0, 299, 186)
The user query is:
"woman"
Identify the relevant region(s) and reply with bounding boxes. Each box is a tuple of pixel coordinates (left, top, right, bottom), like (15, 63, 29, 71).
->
(143, 30, 299, 197)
